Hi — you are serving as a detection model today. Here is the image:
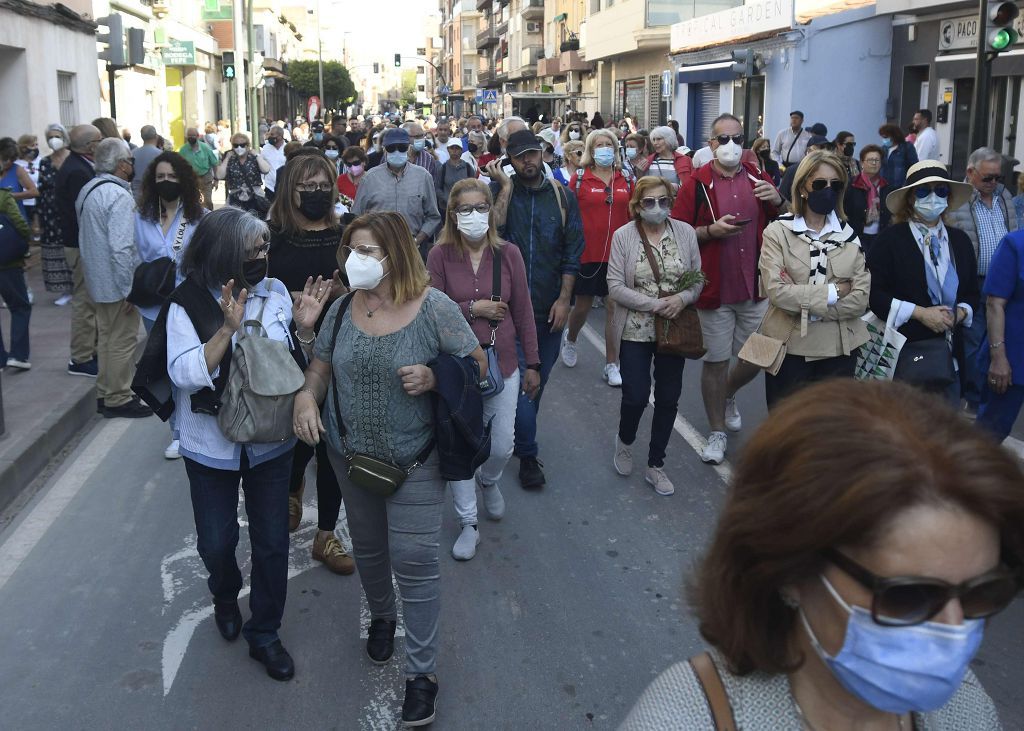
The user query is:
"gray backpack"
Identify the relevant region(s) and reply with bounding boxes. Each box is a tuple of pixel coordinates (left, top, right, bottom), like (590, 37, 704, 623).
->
(217, 291, 305, 443)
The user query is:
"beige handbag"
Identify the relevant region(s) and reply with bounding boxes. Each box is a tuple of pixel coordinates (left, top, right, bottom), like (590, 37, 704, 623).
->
(738, 307, 797, 376)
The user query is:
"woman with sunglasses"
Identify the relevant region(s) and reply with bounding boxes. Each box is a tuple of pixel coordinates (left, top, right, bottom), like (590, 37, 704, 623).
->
(560, 120, 587, 148)
(867, 160, 977, 404)
(427, 178, 540, 560)
(559, 129, 633, 386)
(216, 132, 271, 214)
(622, 378, 1022, 730)
(337, 145, 368, 213)
(168, 207, 331, 681)
(606, 176, 703, 497)
(559, 140, 585, 184)
(755, 150, 870, 407)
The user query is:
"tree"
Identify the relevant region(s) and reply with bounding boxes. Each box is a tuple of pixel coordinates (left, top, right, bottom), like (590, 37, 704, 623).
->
(288, 59, 356, 110)
(400, 70, 417, 108)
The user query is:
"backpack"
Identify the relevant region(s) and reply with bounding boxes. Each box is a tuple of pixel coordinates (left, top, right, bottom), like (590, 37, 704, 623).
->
(216, 291, 306, 443)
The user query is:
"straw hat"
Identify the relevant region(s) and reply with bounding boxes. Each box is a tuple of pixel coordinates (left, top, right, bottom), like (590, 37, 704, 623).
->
(885, 159, 972, 215)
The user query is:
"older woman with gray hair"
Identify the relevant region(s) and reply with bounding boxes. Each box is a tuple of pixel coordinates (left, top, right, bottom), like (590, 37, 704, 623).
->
(37, 123, 74, 302)
(167, 206, 330, 681)
(645, 125, 692, 191)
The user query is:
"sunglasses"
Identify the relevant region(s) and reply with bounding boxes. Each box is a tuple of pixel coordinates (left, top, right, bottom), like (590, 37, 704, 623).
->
(604, 186, 613, 206)
(384, 144, 409, 153)
(980, 174, 1004, 183)
(914, 183, 951, 199)
(295, 182, 333, 193)
(715, 134, 744, 146)
(640, 196, 672, 210)
(810, 178, 844, 193)
(826, 548, 1021, 627)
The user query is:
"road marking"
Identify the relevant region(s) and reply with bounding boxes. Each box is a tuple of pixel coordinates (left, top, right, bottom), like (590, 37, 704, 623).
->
(1005, 436, 1024, 460)
(578, 324, 733, 482)
(0, 419, 132, 593)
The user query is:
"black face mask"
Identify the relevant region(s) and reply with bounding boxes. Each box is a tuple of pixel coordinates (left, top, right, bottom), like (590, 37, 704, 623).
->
(468, 143, 478, 154)
(187, 137, 199, 146)
(242, 257, 267, 288)
(298, 189, 333, 220)
(806, 187, 838, 215)
(155, 180, 182, 201)
(758, 149, 771, 161)
(843, 142, 855, 157)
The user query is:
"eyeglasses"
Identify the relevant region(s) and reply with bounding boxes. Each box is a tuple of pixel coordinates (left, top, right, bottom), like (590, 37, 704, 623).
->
(250, 241, 271, 257)
(385, 143, 410, 153)
(980, 174, 1004, 183)
(715, 134, 745, 146)
(914, 183, 951, 199)
(454, 203, 491, 215)
(825, 548, 1021, 627)
(342, 244, 385, 260)
(639, 196, 672, 210)
(810, 178, 844, 193)
(295, 182, 333, 193)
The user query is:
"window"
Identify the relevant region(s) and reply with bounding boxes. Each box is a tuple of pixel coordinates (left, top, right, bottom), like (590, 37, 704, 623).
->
(615, 78, 646, 129)
(57, 72, 76, 128)
(463, 68, 475, 87)
(647, 0, 743, 27)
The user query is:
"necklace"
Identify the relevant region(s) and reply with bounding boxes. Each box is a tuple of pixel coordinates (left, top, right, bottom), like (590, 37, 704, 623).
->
(362, 292, 385, 318)
(791, 695, 905, 731)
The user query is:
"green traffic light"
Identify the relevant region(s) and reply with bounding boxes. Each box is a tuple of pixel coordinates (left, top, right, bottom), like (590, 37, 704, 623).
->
(992, 28, 1014, 50)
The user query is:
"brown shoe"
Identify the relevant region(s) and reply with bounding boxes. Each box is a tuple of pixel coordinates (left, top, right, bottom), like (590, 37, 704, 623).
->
(288, 479, 304, 533)
(312, 530, 355, 575)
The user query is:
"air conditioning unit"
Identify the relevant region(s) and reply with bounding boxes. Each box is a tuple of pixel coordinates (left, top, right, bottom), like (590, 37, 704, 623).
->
(525, 21, 541, 34)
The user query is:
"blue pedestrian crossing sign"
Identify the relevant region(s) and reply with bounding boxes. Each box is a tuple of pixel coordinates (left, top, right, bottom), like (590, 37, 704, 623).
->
(478, 89, 498, 104)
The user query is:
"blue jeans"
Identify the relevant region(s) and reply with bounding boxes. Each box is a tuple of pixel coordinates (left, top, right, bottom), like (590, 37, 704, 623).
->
(0, 268, 31, 364)
(618, 340, 685, 468)
(977, 384, 1024, 442)
(513, 317, 563, 458)
(962, 287, 987, 407)
(183, 450, 292, 648)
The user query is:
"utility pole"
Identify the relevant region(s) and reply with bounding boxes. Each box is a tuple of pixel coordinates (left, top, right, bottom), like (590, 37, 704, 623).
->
(969, 0, 1020, 151)
(246, 0, 259, 135)
(232, 0, 248, 133)
(317, 1, 325, 112)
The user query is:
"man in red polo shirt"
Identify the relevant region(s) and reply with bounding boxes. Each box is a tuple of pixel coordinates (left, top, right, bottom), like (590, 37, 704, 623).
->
(672, 113, 782, 465)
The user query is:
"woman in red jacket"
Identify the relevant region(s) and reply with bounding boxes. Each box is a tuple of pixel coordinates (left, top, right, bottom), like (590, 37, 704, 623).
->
(646, 125, 693, 194)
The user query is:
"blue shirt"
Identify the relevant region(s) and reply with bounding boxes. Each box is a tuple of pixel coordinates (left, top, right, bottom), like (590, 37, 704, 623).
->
(981, 230, 1024, 385)
(133, 208, 202, 321)
(973, 194, 1009, 276)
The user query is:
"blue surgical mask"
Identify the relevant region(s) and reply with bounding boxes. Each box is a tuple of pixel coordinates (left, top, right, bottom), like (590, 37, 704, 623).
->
(625, 148, 638, 161)
(800, 575, 984, 714)
(387, 150, 408, 168)
(881, 137, 893, 149)
(913, 192, 948, 222)
(313, 132, 324, 143)
(412, 139, 425, 152)
(594, 148, 615, 167)
(324, 149, 339, 160)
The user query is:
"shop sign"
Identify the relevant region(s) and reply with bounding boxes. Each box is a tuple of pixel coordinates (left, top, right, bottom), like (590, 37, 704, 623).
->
(939, 13, 1024, 51)
(161, 40, 195, 67)
(671, 0, 794, 53)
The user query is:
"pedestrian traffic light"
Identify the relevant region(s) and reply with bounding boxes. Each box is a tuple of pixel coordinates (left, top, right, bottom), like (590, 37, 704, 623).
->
(96, 13, 126, 67)
(985, 1, 1019, 53)
(222, 51, 236, 81)
(729, 48, 758, 78)
(373, 62, 380, 74)
(127, 27, 145, 66)
(394, 53, 401, 67)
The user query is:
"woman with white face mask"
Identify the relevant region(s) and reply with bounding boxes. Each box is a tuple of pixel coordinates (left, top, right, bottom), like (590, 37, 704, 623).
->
(621, 378, 1022, 730)
(426, 179, 540, 561)
(866, 160, 977, 405)
(36, 123, 74, 303)
(292, 211, 486, 727)
(560, 120, 587, 147)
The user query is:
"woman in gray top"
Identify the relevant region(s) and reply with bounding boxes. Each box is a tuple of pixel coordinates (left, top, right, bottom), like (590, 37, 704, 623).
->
(621, 380, 1024, 730)
(292, 211, 485, 728)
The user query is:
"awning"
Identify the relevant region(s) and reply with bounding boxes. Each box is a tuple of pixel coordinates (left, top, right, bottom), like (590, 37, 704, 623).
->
(677, 61, 735, 84)
(508, 92, 570, 99)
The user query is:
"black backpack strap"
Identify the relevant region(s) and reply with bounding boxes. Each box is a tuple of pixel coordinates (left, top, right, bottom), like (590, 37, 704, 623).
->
(488, 245, 502, 343)
(330, 293, 356, 443)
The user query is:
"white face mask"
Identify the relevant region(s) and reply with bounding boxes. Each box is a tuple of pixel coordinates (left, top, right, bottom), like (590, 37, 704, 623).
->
(715, 140, 742, 168)
(568, 130, 581, 141)
(47, 137, 65, 151)
(456, 210, 490, 240)
(234, 145, 247, 156)
(345, 251, 388, 290)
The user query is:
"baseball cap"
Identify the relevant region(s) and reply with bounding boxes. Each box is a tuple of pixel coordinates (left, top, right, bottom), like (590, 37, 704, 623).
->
(506, 129, 543, 158)
(446, 139, 464, 150)
(382, 128, 411, 146)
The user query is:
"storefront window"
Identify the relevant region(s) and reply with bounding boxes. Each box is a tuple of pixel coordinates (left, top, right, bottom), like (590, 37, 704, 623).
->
(615, 78, 647, 129)
(732, 76, 766, 143)
(647, 0, 742, 27)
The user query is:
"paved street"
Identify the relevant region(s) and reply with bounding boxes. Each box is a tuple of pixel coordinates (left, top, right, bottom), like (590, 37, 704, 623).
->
(1, 307, 1022, 730)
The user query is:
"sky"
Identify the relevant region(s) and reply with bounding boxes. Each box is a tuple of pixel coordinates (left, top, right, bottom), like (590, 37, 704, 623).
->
(316, 0, 439, 70)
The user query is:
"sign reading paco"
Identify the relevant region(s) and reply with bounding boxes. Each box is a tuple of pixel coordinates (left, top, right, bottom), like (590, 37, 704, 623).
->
(671, 0, 794, 53)
(939, 13, 1024, 51)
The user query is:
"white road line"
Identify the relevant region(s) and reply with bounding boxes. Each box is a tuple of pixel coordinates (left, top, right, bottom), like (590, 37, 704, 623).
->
(0, 419, 132, 593)
(1004, 436, 1024, 460)
(577, 324, 733, 482)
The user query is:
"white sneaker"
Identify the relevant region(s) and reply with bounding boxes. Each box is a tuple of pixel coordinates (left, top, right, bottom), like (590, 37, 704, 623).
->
(701, 431, 727, 465)
(645, 466, 675, 496)
(724, 397, 742, 432)
(603, 363, 622, 387)
(5, 358, 30, 370)
(477, 473, 506, 521)
(614, 433, 633, 476)
(561, 330, 578, 368)
(164, 439, 182, 460)
(54, 294, 72, 306)
(452, 525, 480, 561)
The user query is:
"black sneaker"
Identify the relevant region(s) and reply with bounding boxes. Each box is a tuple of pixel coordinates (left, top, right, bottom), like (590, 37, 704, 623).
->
(67, 357, 98, 377)
(518, 456, 546, 490)
(366, 618, 397, 664)
(96, 398, 105, 414)
(102, 396, 153, 419)
(402, 675, 438, 727)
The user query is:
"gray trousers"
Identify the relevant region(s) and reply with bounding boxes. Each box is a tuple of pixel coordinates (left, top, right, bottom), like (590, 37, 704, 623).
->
(327, 447, 444, 676)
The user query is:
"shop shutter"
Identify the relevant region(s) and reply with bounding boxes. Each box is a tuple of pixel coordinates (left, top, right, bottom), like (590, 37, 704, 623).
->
(648, 74, 661, 127)
(697, 83, 720, 145)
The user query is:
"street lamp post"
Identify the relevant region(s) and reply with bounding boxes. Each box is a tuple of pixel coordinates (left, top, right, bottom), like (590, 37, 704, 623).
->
(309, 4, 324, 115)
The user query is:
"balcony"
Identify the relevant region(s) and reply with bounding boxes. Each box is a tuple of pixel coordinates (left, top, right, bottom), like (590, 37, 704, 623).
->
(476, 24, 498, 47)
(495, 19, 508, 36)
(476, 0, 489, 8)
(478, 69, 494, 86)
(520, 0, 543, 20)
(536, 49, 594, 77)
(509, 45, 542, 80)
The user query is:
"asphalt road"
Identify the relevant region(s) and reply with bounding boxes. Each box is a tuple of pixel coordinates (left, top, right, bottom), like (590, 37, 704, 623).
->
(1, 307, 1022, 730)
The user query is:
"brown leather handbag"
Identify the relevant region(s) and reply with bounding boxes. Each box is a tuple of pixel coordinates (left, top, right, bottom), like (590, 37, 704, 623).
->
(689, 652, 737, 730)
(637, 223, 707, 359)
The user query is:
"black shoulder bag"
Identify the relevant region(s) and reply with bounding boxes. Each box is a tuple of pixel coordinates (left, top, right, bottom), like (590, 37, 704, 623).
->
(327, 293, 433, 497)
(479, 246, 504, 398)
(128, 215, 188, 308)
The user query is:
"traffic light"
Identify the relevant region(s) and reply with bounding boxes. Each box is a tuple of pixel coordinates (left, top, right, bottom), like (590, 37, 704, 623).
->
(373, 62, 379, 74)
(985, 1, 1019, 53)
(222, 51, 236, 81)
(127, 27, 145, 66)
(96, 14, 126, 67)
(729, 49, 758, 78)
(394, 53, 401, 67)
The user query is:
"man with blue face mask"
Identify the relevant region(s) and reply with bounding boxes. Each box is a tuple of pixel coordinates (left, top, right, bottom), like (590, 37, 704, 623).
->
(351, 127, 441, 258)
(403, 122, 437, 177)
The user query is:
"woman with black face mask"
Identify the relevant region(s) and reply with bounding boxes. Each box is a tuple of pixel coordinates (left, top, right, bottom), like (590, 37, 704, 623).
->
(833, 131, 861, 180)
(135, 151, 207, 459)
(265, 150, 354, 576)
(753, 150, 870, 407)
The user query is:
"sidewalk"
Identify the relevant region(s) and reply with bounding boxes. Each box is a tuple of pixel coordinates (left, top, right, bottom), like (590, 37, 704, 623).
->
(0, 259, 98, 512)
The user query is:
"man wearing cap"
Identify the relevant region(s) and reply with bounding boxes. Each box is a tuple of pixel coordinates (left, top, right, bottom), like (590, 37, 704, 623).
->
(351, 127, 441, 255)
(434, 139, 473, 216)
(402, 122, 437, 177)
(772, 111, 813, 168)
(488, 129, 584, 489)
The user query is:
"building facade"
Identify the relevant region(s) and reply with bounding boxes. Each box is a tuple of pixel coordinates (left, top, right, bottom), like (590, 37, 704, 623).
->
(535, 0, 597, 120)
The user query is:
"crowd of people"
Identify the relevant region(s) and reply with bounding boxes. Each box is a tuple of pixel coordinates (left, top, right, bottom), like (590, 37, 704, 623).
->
(0, 104, 1022, 729)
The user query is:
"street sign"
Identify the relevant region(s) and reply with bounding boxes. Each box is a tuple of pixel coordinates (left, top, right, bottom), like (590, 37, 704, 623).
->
(439, 85, 451, 97)
(480, 89, 498, 104)
(161, 40, 195, 66)
(307, 96, 322, 122)
(939, 12, 1024, 50)
(661, 69, 672, 98)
